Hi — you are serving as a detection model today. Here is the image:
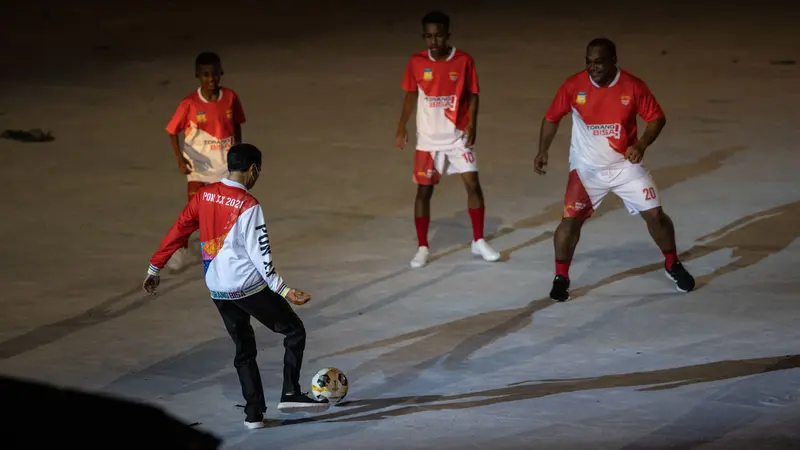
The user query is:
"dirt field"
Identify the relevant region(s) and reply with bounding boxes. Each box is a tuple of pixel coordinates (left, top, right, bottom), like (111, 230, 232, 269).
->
(1, 1, 799, 448)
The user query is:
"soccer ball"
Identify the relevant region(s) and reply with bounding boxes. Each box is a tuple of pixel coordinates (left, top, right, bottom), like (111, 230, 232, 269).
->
(311, 367, 348, 404)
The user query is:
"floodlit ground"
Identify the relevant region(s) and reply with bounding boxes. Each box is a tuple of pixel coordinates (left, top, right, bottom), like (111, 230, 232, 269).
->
(1, 1, 799, 448)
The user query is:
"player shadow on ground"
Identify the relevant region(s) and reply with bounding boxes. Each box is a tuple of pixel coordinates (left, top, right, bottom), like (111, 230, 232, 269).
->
(614, 358, 800, 450)
(280, 353, 800, 426)
(0, 275, 198, 361)
(321, 198, 800, 389)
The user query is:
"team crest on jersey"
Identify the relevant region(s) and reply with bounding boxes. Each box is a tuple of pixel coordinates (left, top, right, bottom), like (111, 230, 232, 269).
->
(423, 68, 433, 81)
(449, 71, 458, 81)
(196, 112, 207, 123)
(225, 108, 233, 119)
(576, 92, 587, 105)
(620, 95, 631, 106)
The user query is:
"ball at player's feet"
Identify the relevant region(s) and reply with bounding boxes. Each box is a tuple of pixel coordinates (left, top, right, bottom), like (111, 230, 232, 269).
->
(311, 367, 348, 404)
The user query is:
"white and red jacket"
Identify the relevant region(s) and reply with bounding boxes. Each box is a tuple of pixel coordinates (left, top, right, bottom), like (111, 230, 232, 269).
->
(147, 178, 290, 300)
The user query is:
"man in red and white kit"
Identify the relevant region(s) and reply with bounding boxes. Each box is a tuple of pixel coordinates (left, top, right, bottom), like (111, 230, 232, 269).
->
(535, 38, 695, 301)
(165, 52, 246, 270)
(395, 10, 500, 268)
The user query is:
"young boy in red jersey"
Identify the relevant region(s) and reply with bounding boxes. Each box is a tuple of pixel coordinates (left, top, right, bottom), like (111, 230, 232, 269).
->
(395, 10, 500, 268)
(165, 52, 246, 270)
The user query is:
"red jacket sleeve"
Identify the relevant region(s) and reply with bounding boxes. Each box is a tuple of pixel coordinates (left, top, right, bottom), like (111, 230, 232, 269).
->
(147, 194, 201, 275)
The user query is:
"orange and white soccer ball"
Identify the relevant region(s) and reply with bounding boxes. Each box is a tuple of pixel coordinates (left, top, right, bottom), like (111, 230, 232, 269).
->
(311, 367, 348, 404)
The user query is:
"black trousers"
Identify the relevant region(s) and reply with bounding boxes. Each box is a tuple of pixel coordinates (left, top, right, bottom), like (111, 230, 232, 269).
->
(213, 288, 306, 418)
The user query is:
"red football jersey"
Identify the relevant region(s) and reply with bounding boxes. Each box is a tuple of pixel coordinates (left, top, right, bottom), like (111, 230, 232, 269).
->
(166, 87, 246, 182)
(545, 69, 664, 168)
(402, 48, 479, 151)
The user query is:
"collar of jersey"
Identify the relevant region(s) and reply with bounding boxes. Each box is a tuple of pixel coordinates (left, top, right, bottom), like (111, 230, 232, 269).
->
(221, 178, 248, 191)
(427, 47, 456, 62)
(589, 68, 621, 88)
(197, 87, 224, 103)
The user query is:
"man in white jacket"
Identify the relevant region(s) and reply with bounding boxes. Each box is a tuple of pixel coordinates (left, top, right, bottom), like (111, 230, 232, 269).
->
(142, 143, 329, 430)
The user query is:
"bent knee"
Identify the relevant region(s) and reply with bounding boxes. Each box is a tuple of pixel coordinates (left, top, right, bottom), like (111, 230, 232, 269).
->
(461, 174, 481, 194)
(229, 322, 256, 342)
(284, 320, 307, 341)
(640, 206, 665, 222)
(464, 182, 482, 196)
(233, 339, 258, 366)
(558, 217, 586, 233)
(416, 185, 434, 200)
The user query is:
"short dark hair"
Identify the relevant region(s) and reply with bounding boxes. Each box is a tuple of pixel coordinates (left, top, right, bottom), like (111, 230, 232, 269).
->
(227, 143, 261, 172)
(422, 11, 450, 31)
(195, 52, 221, 68)
(587, 38, 616, 58)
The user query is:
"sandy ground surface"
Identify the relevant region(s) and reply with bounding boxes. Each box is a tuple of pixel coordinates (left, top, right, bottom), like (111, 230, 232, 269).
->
(1, 1, 799, 448)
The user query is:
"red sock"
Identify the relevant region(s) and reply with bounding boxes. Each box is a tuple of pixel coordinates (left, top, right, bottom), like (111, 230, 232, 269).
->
(663, 250, 679, 270)
(468, 207, 485, 241)
(415, 217, 430, 247)
(555, 259, 571, 279)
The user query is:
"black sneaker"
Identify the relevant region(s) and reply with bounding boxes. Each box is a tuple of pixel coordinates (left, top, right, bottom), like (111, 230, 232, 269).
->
(549, 275, 570, 301)
(244, 413, 266, 430)
(665, 261, 695, 292)
(277, 392, 329, 414)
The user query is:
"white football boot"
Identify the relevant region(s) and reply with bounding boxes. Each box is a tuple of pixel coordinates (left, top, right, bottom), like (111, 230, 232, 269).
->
(409, 246, 430, 268)
(471, 238, 500, 262)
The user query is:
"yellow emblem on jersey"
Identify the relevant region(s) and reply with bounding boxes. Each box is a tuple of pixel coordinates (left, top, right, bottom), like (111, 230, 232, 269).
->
(423, 68, 433, 81)
(196, 112, 207, 123)
(576, 92, 587, 105)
